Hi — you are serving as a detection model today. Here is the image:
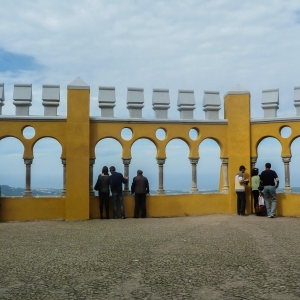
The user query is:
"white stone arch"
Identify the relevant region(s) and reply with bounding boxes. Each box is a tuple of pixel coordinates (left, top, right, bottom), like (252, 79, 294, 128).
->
(197, 138, 221, 192)
(165, 138, 190, 193)
(32, 137, 63, 191)
(94, 138, 123, 187)
(130, 138, 157, 191)
(0, 137, 24, 194)
(256, 137, 283, 190)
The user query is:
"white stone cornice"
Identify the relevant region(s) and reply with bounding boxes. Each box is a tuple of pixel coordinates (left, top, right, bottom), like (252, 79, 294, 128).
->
(90, 117, 228, 125)
(0, 116, 66, 121)
(250, 117, 300, 124)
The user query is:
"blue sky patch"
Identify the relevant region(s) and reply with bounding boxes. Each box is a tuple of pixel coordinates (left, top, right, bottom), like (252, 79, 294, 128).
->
(0, 49, 40, 72)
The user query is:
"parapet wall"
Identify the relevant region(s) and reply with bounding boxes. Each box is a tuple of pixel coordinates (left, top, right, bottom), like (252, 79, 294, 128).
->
(0, 78, 300, 221)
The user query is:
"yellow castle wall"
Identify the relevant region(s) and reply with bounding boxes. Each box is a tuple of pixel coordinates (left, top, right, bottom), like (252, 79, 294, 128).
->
(0, 84, 300, 221)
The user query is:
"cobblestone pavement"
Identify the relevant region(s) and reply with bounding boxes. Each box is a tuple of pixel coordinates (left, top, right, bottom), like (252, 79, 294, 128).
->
(1, 215, 300, 300)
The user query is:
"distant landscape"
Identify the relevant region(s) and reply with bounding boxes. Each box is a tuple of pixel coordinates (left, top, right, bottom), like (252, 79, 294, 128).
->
(0, 185, 62, 196)
(0, 185, 298, 196)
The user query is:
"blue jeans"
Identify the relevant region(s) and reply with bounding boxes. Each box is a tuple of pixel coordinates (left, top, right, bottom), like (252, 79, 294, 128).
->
(263, 186, 277, 216)
(112, 192, 125, 218)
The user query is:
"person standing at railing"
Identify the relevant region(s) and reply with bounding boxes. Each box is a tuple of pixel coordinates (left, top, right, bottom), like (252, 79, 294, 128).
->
(260, 163, 279, 218)
(109, 166, 128, 219)
(94, 166, 110, 219)
(235, 165, 249, 216)
(251, 168, 260, 214)
(131, 170, 150, 218)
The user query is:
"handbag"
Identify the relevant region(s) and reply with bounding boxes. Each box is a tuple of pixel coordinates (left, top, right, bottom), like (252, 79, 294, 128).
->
(94, 180, 100, 191)
(256, 194, 267, 215)
(258, 194, 264, 206)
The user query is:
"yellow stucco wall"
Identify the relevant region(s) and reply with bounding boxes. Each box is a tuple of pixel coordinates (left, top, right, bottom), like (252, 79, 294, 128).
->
(0, 197, 65, 221)
(65, 89, 90, 220)
(90, 193, 230, 219)
(0, 84, 300, 221)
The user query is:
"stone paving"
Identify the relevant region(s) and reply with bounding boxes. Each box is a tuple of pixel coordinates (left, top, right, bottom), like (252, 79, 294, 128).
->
(0, 214, 300, 300)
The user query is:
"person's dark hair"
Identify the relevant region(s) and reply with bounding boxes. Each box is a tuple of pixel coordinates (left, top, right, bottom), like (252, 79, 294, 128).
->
(265, 163, 271, 168)
(102, 166, 109, 175)
(137, 169, 143, 175)
(251, 168, 259, 176)
(109, 166, 116, 172)
(239, 165, 246, 171)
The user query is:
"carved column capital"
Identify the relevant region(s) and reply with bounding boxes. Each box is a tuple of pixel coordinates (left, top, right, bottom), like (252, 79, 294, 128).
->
(23, 158, 33, 165)
(61, 158, 66, 165)
(282, 156, 291, 163)
(122, 158, 131, 165)
(156, 158, 166, 165)
(220, 157, 228, 164)
(189, 157, 199, 165)
(89, 158, 96, 165)
(251, 156, 258, 164)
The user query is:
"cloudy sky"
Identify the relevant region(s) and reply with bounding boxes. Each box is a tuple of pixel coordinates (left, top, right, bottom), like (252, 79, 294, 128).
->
(1, 0, 300, 191)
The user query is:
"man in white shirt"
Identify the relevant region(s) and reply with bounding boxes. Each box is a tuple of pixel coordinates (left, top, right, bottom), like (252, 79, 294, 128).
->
(235, 165, 249, 216)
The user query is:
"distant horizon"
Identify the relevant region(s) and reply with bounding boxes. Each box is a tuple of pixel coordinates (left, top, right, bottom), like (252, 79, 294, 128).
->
(1, 184, 300, 197)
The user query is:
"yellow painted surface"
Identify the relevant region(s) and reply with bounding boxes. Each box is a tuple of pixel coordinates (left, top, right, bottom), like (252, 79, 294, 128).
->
(250, 122, 300, 157)
(0, 120, 66, 157)
(89, 122, 228, 159)
(65, 89, 90, 220)
(90, 193, 230, 219)
(1, 85, 300, 221)
(0, 197, 65, 221)
(224, 92, 251, 214)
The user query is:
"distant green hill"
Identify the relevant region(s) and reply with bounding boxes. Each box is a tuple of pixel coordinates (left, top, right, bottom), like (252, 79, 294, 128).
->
(1, 185, 299, 196)
(0, 185, 62, 196)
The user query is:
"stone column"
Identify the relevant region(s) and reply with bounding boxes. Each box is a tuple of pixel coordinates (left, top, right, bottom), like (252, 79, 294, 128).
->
(61, 158, 66, 196)
(189, 158, 199, 194)
(89, 158, 95, 196)
(157, 158, 166, 194)
(23, 158, 33, 197)
(282, 156, 292, 193)
(221, 157, 229, 194)
(122, 158, 131, 195)
(251, 156, 257, 170)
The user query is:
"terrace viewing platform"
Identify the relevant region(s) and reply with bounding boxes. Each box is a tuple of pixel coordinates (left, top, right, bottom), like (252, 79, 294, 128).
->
(0, 78, 300, 221)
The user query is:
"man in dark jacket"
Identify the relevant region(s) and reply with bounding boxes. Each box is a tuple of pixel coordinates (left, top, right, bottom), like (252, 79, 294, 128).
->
(109, 166, 128, 219)
(260, 162, 279, 218)
(131, 170, 149, 218)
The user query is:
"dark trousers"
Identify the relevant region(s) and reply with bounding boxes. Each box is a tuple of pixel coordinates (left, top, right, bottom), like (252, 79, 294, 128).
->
(252, 190, 259, 212)
(99, 192, 109, 218)
(134, 194, 146, 218)
(236, 191, 246, 215)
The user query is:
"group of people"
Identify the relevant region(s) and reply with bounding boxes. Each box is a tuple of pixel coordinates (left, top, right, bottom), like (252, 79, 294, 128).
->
(235, 163, 279, 218)
(94, 166, 149, 219)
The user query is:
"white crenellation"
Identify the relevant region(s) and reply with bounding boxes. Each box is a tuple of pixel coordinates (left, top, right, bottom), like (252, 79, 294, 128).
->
(126, 87, 144, 118)
(294, 87, 300, 116)
(98, 86, 116, 118)
(152, 89, 170, 119)
(0, 83, 4, 115)
(42, 84, 60, 116)
(177, 90, 195, 120)
(262, 89, 279, 118)
(203, 91, 221, 120)
(13, 84, 32, 116)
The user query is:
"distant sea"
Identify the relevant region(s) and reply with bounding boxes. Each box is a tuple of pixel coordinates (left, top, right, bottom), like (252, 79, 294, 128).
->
(0, 185, 298, 196)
